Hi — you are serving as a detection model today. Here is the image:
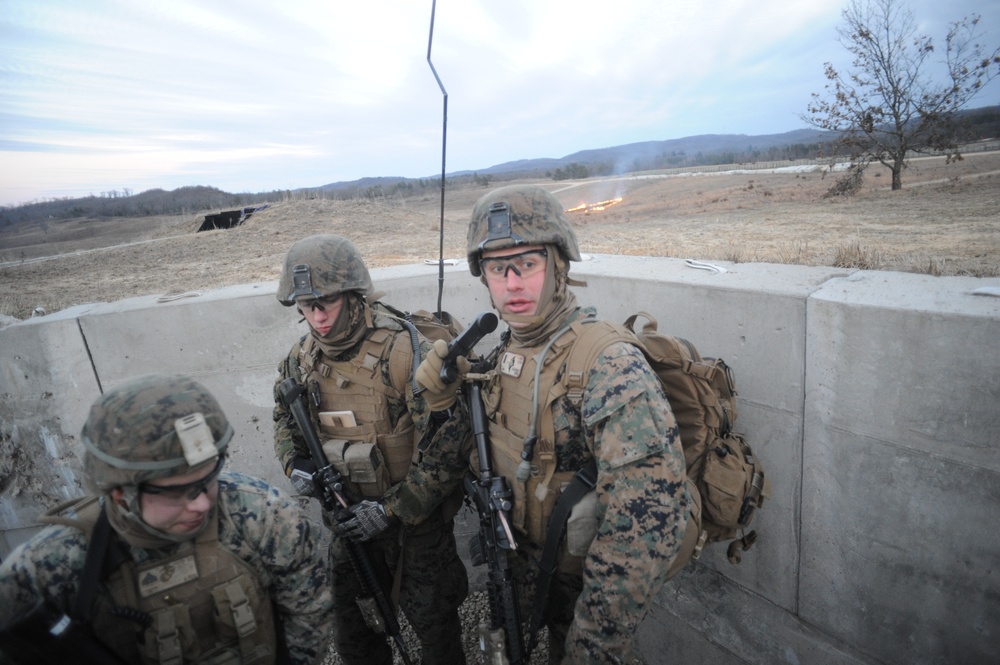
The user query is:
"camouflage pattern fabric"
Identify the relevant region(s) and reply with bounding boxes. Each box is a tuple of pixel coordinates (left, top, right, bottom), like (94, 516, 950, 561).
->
(392, 316, 691, 665)
(276, 234, 374, 305)
(272, 312, 472, 524)
(81, 373, 234, 492)
(328, 506, 468, 665)
(517, 336, 690, 664)
(398, 306, 692, 665)
(0, 472, 335, 665)
(272, 304, 471, 664)
(465, 185, 582, 276)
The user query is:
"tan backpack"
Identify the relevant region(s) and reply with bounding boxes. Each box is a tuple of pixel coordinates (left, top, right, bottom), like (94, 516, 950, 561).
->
(564, 311, 771, 566)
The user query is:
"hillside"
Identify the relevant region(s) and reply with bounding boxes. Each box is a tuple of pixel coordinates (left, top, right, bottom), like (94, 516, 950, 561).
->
(4, 104, 997, 225)
(1, 151, 998, 322)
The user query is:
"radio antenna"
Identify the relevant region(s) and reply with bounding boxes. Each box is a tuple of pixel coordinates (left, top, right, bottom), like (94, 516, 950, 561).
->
(426, 0, 447, 319)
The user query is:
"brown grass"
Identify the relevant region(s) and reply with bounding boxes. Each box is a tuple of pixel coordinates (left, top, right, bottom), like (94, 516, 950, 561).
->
(1, 152, 998, 320)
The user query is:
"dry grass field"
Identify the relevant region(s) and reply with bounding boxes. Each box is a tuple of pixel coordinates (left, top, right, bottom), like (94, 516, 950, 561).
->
(1, 151, 998, 321)
(0, 153, 997, 665)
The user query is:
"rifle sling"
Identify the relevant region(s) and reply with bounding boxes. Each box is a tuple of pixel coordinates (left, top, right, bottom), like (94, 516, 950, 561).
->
(527, 458, 598, 654)
(73, 505, 113, 621)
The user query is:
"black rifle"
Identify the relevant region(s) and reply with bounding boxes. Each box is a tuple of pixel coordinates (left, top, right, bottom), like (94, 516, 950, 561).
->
(464, 378, 526, 665)
(277, 378, 413, 665)
(438, 312, 526, 665)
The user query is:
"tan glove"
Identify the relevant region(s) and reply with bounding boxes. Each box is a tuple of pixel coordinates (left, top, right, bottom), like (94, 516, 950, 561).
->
(416, 339, 471, 412)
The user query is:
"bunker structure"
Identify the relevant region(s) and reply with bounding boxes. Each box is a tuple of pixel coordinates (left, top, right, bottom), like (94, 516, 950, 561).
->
(197, 205, 269, 232)
(1, 256, 998, 665)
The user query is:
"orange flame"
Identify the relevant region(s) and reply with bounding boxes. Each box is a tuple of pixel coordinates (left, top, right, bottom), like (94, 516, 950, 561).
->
(564, 197, 622, 214)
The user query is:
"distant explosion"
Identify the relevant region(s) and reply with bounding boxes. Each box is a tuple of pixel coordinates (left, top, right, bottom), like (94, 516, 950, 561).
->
(564, 197, 623, 215)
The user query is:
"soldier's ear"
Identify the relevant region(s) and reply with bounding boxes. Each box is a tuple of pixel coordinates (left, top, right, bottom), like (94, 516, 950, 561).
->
(110, 488, 127, 508)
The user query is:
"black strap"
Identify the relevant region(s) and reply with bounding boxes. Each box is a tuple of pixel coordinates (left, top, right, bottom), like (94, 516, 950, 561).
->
(72, 505, 113, 621)
(526, 458, 598, 655)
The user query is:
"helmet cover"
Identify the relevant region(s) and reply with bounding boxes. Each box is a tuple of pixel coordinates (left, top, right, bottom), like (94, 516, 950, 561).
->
(466, 185, 582, 276)
(82, 374, 233, 493)
(277, 234, 374, 305)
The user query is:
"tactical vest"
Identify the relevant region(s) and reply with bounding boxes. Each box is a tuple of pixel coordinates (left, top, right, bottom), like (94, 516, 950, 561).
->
(297, 319, 418, 498)
(481, 321, 593, 547)
(40, 496, 277, 665)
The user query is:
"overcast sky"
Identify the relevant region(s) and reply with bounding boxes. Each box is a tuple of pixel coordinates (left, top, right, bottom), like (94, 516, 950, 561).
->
(2, 0, 998, 207)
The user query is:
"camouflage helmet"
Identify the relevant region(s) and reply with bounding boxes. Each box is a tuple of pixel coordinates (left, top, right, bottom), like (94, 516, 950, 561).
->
(81, 374, 233, 493)
(276, 234, 374, 306)
(466, 185, 582, 276)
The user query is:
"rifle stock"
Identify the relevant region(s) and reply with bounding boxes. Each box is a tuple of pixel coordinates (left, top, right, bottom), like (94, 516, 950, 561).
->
(277, 378, 412, 665)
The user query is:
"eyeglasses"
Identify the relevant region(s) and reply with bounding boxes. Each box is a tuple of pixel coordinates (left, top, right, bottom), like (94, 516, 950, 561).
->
(298, 294, 342, 313)
(480, 249, 548, 282)
(140, 455, 225, 503)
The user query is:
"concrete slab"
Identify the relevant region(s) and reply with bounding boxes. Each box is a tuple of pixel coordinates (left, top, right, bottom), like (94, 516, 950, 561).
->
(807, 271, 1000, 471)
(638, 565, 873, 665)
(575, 255, 851, 614)
(0, 315, 100, 532)
(802, 270, 1000, 664)
(4, 259, 1000, 663)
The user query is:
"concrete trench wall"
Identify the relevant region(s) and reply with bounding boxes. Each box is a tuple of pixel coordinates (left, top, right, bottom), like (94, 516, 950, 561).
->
(1, 255, 998, 665)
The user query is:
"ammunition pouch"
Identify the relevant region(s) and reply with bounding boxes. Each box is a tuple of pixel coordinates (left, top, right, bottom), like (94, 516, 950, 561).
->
(323, 439, 392, 498)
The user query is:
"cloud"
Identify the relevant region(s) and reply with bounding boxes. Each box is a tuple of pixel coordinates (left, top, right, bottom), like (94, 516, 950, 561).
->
(1, 0, 997, 206)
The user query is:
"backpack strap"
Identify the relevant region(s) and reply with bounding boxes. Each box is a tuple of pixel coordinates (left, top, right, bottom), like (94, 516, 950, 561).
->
(527, 457, 598, 657)
(373, 303, 425, 393)
(561, 319, 640, 409)
(73, 506, 113, 622)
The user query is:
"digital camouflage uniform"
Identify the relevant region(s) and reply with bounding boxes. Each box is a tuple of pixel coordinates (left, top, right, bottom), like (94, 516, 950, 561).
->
(272, 235, 469, 665)
(0, 473, 334, 665)
(487, 306, 691, 665)
(445, 185, 693, 665)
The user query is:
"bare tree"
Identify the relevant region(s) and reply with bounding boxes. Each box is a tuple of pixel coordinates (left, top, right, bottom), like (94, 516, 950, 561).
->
(805, 0, 1000, 189)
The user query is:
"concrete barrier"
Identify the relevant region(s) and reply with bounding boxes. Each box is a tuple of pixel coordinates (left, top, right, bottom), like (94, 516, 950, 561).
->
(2, 255, 998, 664)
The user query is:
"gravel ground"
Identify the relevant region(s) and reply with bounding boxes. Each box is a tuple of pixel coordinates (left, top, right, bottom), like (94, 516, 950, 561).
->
(319, 588, 646, 664)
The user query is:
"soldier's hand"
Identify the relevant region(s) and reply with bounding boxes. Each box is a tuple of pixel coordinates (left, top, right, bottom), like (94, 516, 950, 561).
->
(415, 339, 471, 412)
(288, 456, 318, 497)
(335, 500, 397, 542)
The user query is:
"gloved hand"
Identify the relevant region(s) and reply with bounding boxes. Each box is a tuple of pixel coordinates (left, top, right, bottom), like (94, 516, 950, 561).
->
(287, 456, 318, 497)
(335, 500, 397, 542)
(415, 339, 471, 412)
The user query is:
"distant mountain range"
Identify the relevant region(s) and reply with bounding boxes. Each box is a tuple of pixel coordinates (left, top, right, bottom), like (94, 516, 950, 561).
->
(3, 106, 996, 225)
(462, 128, 833, 176)
(318, 128, 836, 193)
(317, 104, 998, 191)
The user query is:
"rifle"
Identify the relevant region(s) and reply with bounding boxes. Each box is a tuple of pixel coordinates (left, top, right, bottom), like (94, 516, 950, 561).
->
(277, 378, 413, 665)
(464, 378, 526, 665)
(438, 312, 526, 665)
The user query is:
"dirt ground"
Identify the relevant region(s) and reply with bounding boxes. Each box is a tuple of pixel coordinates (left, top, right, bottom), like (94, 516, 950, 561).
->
(1, 151, 998, 320)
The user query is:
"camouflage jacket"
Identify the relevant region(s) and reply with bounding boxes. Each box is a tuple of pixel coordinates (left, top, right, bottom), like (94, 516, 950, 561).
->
(0, 472, 334, 665)
(272, 306, 471, 524)
(407, 306, 692, 664)
(555, 334, 691, 664)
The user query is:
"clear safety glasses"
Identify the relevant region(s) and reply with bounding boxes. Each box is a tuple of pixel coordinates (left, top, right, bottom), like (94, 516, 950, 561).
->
(140, 455, 226, 503)
(480, 249, 548, 282)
